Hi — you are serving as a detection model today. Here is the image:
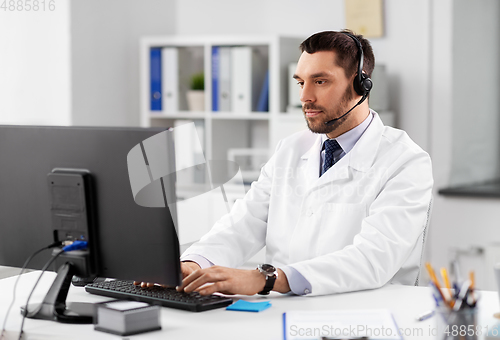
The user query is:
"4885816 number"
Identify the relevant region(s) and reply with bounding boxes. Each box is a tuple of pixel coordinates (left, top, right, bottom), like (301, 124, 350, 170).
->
(1, 0, 56, 11)
(445, 324, 498, 337)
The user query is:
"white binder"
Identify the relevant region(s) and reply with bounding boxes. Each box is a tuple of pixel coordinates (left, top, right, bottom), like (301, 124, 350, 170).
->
(219, 47, 232, 112)
(161, 47, 179, 113)
(231, 46, 266, 113)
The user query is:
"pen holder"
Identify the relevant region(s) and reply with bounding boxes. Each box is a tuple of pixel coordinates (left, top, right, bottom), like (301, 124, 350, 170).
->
(435, 306, 477, 340)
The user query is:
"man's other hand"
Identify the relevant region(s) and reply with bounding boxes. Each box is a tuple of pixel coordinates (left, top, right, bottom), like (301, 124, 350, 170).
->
(177, 266, 290, 296)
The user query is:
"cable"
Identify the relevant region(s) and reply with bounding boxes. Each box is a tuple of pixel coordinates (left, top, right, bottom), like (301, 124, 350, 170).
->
(0, 241, 61, 340)
(17, 241, 88, 340)
(62, 240, 88, 252)
(17, 249, 64, 340)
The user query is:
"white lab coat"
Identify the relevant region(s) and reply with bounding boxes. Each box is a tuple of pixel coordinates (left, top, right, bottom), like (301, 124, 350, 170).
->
(183, 111, 433, 296)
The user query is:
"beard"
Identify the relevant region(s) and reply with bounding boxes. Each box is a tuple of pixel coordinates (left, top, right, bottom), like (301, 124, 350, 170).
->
(303, 86, 355, 135)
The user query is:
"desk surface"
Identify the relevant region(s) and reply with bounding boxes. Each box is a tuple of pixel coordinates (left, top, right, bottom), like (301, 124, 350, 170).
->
(0, 271, 499, 340)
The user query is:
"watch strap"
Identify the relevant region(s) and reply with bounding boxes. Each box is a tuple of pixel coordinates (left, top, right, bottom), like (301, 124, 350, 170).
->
(258, 274, 276, 295)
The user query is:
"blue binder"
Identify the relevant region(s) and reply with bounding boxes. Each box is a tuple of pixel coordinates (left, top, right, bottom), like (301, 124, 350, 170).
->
(212, 46, 220, 111)
(256, 70, 269, 112)
(150, 48, 162, 111)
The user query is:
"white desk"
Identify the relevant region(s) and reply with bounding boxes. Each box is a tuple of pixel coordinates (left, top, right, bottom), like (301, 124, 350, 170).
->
(0, 271, 499, 340)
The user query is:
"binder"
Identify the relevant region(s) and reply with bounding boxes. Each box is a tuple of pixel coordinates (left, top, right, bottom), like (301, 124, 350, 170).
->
(161, 47, 179, 113)
(218, 47, 232, 111)
(256, 70, 269, 112)
(150, 48, 162, 111)
(231, 46, 266, 113)
(211, 46, 220, 111)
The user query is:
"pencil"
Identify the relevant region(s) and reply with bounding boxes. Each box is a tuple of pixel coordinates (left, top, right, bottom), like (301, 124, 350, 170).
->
(425, 262, 450, 307)
(440, 268, 453, 304)
(469, 271, 475, 303)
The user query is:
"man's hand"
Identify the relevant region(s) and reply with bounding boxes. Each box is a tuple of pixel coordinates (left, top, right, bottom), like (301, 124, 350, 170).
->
(177, 266, 291, 296)
(181, 261, 201, 278)
(133, 261, 201, 288)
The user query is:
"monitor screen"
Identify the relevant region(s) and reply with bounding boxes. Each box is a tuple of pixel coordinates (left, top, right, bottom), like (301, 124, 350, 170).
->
(0, 125, 181, 287)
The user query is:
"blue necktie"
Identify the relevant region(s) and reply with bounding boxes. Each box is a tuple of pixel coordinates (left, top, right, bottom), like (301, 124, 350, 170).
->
(322, 139, 342, 175)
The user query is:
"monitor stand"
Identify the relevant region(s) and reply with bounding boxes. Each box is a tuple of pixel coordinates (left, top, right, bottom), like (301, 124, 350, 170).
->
(21, 262, 94, 324)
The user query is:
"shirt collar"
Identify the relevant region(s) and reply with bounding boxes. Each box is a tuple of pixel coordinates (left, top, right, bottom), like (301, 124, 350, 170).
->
(321, 111, 374, 154)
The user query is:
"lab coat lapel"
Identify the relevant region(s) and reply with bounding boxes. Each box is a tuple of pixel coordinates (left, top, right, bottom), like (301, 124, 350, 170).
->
(348, 111, 384, 172)
(315, 153, 351, 188)
(300, 135, 322, 187)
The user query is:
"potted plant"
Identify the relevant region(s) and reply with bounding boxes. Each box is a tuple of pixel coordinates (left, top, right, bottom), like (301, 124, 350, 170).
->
(186, 72, 205, 111)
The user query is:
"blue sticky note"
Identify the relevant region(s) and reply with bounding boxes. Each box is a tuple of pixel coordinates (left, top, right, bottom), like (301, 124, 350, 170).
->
(226, 300, 271, 312)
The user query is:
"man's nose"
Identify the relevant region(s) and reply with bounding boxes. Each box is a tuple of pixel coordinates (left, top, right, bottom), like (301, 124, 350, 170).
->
(300, 83, 315, 104)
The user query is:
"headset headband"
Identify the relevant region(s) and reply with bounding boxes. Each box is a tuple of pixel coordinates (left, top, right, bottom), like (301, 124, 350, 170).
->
(341, 32, 364, 87)
(340, 31, 372, 97)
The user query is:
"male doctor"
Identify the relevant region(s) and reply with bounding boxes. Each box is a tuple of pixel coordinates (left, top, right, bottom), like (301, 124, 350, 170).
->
(177, 30, 433, 296)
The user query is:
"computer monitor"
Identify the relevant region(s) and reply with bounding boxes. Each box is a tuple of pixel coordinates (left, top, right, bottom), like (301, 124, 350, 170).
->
(0, 125, 182, 322)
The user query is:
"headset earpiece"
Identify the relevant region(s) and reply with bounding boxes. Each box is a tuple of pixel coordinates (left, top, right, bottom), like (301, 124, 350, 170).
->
(354, 73, 373, 96)
(342, 32, 373, 97)
(354, 73, 373, 97)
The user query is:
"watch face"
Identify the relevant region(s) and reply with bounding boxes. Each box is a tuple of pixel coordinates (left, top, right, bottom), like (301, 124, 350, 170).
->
(259, 264, 275, 274)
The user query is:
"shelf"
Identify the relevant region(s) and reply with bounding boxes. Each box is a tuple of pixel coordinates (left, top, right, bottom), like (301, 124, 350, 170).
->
(149, 112, 206, 120)
(276, 113, 303, 121)
(438, 179, 500, 198)
(211, 113, 270, 120)
(148, 112, 272, 121)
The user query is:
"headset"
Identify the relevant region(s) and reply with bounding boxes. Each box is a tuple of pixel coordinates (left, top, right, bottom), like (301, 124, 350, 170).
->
(324, 31, 373, 126)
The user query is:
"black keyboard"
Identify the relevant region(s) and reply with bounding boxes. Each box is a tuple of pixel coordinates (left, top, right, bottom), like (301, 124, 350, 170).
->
(85, 280, 233, 312)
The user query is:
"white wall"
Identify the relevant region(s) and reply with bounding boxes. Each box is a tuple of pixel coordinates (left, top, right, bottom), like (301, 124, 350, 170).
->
(70, 0, 177, 127)
(176, 0, 432, 151)
(450, 0, 500, 186)
(0, 0, 176, 127)
(0, 2, 71, 125)
(176, 0, 344, 37)
(427, 0, 454, 274)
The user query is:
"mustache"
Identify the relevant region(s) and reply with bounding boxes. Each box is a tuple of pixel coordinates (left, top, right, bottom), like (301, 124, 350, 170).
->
(302, 103, 327, 112)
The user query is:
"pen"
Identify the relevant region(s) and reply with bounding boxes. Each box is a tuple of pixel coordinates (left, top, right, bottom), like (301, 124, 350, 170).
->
(452, 260, 462, 284)
(429, 281, 447, 308)
(416, 310, 435, 321)
(453, 280, 471, 311)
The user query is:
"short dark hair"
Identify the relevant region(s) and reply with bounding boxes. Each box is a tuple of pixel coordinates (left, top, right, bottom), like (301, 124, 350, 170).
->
(299, 30, 375, 79)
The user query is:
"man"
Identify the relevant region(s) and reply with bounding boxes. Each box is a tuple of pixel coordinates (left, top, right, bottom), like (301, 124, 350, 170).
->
(177, 30, 433, 296)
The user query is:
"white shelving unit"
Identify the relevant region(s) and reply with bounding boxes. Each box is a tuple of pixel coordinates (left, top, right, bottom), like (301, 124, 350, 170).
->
(139, 35, 306, 167)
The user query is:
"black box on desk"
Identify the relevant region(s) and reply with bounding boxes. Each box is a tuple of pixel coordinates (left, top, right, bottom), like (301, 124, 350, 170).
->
(94, 300, 161, 336)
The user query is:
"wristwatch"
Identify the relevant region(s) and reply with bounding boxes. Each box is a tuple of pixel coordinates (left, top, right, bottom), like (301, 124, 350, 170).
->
(257, 264, 278, 295)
